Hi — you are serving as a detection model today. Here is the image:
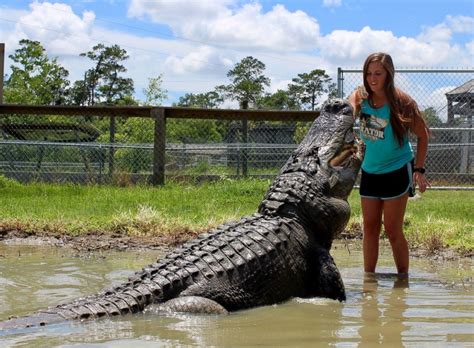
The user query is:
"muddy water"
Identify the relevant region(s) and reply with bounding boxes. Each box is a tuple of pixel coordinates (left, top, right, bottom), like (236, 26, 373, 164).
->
(0, 242, 472, 347)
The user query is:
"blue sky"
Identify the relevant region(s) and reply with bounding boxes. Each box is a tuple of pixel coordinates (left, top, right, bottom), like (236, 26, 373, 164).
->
(0, 0, 473, 105)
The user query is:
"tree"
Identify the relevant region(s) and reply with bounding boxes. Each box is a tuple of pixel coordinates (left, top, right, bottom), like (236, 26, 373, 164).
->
(143, 75, 168, 106)
(327, 82, 339, 99)
(288, 69, 332, 110)
(68, 78, 88, 106)
(119, 74, 167, 150)
(77, 43, 134, 105)
(5, 39, 70, 105)
(170, 90, 226, 143)
(218, 56, 270, 109)
(257, 89, 300, 110)
(422, 107, 443, 127)
(175, 91, 223, 109)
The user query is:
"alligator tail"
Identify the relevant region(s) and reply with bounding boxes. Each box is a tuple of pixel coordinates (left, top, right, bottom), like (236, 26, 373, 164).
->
(0, 272, 175, 330)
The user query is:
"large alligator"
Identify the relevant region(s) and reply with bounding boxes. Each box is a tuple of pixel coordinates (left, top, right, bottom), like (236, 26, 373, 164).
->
(0, 98, 363, 329)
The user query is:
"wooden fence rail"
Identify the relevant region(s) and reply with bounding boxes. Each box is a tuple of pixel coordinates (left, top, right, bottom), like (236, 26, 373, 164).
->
(0, 104, 320, 185)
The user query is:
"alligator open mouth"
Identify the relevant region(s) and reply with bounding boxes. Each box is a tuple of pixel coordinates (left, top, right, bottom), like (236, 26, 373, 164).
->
(329, 130, 363, 170)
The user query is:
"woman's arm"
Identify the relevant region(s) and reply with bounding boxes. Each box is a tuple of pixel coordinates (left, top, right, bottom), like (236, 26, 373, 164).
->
(411, 113, 430, 193)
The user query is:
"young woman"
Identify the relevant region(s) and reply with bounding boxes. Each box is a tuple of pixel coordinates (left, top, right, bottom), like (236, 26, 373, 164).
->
(348, 52, 430, 275)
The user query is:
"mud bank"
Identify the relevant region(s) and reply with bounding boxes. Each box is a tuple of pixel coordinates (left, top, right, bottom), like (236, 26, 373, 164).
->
(1, 226, 472, 261)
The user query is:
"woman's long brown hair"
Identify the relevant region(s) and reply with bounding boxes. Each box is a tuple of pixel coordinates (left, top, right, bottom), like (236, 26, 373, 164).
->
(362, 52, 428, 145)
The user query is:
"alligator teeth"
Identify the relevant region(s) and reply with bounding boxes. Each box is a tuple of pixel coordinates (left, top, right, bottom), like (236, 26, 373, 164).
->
(329, 145, 357, 167)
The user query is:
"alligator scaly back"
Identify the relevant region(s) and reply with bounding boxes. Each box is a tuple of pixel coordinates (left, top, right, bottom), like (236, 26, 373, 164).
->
(0, 98, 363, 330)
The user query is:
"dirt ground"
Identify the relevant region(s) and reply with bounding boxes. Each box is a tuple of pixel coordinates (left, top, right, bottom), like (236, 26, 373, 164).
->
(0, 228, 196, 255)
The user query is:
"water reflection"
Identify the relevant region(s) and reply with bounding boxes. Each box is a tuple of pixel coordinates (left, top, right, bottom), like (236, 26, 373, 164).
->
(358, 273, 409, 347)
(0, 243, 472, 347)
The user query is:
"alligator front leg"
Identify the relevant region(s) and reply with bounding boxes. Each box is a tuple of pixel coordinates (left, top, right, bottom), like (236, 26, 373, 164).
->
(144, 296, 229, 315)
(309, 246, 346, 302)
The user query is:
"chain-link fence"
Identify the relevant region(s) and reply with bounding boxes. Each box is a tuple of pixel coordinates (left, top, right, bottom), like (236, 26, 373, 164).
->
(164, 118, 305, 180)
(338, 69, 473, 188)
(0, 69, 472, 188)
(0, 106, 153, 184)
(0, 105, 314, 185)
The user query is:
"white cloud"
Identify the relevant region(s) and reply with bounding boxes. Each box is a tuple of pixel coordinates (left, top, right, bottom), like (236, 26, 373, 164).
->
(446, 15, 474, 34)
(423, 86, 455, 121)
(0, 2, 472, 104)
(323, 0, 342, 8)
(164, 45, 233, 75)
(0, 7, 28, 49)
(128, 0, 233, 23)
(318, 26, 403, 63)
(271, 79, 293, 93)
(10, 2, 95, 56)
(317, 24, 469, 68)
(128, 1, 320, 51)
(417, 15, 474, 47)
(418, 23, 452, 43)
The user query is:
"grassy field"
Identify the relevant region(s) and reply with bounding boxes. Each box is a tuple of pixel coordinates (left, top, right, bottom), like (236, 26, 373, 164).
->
(0, 175, 472, 251)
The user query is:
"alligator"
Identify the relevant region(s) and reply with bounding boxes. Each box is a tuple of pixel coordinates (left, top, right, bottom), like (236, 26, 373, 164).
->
(0, 98, 363, 329)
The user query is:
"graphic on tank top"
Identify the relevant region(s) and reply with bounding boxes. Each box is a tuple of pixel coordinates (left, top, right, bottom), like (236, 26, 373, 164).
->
(360, 112, 388, 141)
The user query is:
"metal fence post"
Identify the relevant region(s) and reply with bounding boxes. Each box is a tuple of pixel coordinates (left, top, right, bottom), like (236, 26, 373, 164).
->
(460, 123, 471, 173)
(152, 108, 166, 185)
(337, 67, 343, 98)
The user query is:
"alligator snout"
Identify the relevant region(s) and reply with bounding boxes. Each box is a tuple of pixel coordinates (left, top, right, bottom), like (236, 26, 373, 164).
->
(322, 98, 352, 115)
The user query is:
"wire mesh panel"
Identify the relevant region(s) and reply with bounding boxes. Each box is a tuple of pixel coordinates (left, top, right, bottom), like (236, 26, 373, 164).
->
(0, 108, 154, 185)
(338, 69, 473, 188)
(0, 106, 314, 185)
(0, 69, 473, 188)
(164, 119, 302, 179)
(0, 118, 106, 184)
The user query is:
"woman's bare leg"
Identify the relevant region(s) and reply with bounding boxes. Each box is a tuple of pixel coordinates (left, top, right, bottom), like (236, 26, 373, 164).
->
(361, 198, 384, 273)
(383, 194, 410, 274)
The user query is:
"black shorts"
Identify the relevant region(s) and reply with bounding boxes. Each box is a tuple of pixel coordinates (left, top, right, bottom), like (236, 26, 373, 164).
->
(360, 161, 415, 200)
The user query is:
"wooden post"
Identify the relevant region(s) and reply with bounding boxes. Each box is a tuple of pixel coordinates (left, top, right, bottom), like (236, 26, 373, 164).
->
(0, 43, 4, 104)
(108, 116, 115, 179)
(446, 95, 454, 125)
(241, 100, 248, 177)
(152, 108, 166, 185)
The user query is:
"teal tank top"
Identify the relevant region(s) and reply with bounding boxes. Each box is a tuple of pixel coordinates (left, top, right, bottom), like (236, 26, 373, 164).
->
(359, 99, 413, 174)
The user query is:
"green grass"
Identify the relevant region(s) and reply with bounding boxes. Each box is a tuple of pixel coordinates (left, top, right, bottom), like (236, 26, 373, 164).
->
(0, 176, 269, 236)
(347, 190, 474, 251)
(0, 175, 472, 250)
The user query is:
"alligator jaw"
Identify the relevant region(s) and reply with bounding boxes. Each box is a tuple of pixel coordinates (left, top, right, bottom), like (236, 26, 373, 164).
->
(327, 130, 364, 200)
(329, 127, 364, 170)
(329, 144, 357, 168)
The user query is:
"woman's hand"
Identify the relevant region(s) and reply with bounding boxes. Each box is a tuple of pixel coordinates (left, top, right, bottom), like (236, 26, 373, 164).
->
(413, 172, 430, 193)
(357, 85, 368, 100)
(349, 86, 368, 119)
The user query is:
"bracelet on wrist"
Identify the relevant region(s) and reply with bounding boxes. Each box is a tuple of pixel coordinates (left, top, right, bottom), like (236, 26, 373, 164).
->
(413, 167, 426, 174)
